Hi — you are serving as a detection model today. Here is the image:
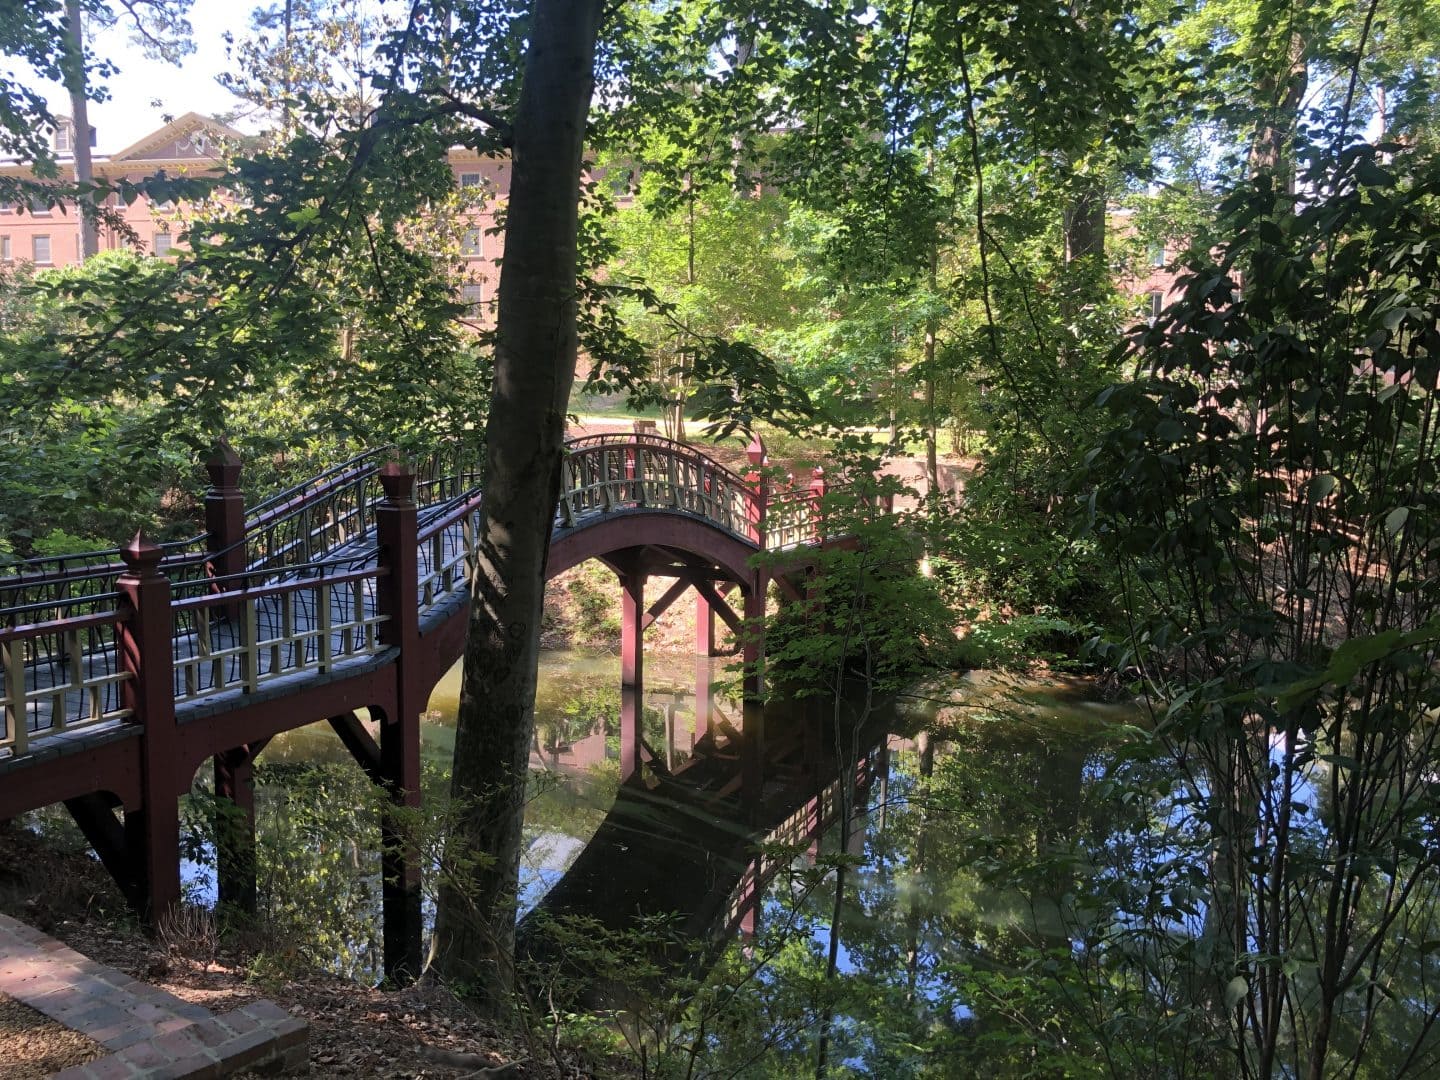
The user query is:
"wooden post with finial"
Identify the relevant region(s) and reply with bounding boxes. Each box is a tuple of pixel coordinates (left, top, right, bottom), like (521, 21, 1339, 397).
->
(117, 532, 180, 926)
(374, 461, 423, 983)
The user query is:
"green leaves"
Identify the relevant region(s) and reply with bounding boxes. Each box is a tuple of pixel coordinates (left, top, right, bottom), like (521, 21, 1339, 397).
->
(1306, 473, 1338, 502)
(1224, 975, 1249, 1009)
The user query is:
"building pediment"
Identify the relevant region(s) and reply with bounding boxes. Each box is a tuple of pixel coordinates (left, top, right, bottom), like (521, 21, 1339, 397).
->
(108, 113, 247, 165)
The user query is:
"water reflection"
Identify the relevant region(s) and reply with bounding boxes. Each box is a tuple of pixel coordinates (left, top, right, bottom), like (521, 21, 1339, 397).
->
(173, 657, 1160, 1069)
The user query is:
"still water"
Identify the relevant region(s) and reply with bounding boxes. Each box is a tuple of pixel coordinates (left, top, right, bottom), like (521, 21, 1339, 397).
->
(29, 646, 1440, 1074)
(16, 651, 1142, 1070)
(198, 655, 1135, 998)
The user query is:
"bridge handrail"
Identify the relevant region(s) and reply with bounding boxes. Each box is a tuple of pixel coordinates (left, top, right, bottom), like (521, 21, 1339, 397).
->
(416, 490, 484, 545)
(236, 443, 484, 575)
(560, 435, 762, 542)
(0, 537, 210, 586)
(171, 563, 389, 611)
(564, 432, 757, 492)
(244, 447, 392, 521)
(0, 604, 130, 645)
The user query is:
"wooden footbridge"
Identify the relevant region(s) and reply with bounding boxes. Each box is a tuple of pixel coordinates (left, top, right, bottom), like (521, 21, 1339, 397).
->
(0, 433, 864, 980)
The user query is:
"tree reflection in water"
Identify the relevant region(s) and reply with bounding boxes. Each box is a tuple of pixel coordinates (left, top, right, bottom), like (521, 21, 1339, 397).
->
(160, 659, 1440, 1077)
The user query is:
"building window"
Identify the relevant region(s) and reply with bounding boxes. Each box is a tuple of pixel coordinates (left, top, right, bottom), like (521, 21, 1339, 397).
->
(459, 171, 481, 188)
(1, 237, 10, 262)
(1147, 290, 1163, 321)
(54, 125, 70, 153)
(1149, 243, 1166, 268)
(153, 232, 173, 257)
(0, 201, 13, 214)
(460, 283, 483, 316)
(28, 194, 50, 216)
(32, 235, 51, 264)
(460, 228, 482, 257)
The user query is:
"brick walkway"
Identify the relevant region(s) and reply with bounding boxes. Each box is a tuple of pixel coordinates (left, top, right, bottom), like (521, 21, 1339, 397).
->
(0, 914, 308, 1077)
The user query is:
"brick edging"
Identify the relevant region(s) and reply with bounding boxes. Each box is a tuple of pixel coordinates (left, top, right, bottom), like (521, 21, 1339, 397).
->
(0, 913, 308, 1077)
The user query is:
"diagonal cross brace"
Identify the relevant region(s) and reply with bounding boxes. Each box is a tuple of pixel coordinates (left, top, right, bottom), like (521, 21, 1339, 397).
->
(328, 711, 386, 788)
(691, 578, 745, 636)
(641, 576, 692, 631)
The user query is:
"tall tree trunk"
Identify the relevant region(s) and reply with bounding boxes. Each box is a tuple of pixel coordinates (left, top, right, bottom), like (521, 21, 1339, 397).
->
(62, 0, 97, 260)
(923, 240, 939, 498)
(1061, 173, 1104, 267)
(429, 0, 603, 1008)
(1248, 28, 1309, 187)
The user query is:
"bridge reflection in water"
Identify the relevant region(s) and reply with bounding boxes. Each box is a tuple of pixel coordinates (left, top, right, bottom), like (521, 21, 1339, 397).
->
(518, 678, 892, 1000)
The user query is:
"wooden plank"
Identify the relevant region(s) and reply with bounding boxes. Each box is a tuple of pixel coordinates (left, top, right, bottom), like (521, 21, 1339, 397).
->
(2, 638, 28, 757)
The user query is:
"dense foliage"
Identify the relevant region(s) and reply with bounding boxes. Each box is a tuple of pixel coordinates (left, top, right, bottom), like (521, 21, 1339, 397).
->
(3, 0, 1440, 1074)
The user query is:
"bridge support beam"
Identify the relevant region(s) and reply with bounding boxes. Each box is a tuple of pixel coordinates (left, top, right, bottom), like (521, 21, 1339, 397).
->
(694, 592, 714, 743)
(214, 745, 260, 915)
(738, 853, 762, 942)
(619, 566, 645, 783)
(376, 464, 424, 985)
(741, 580, 766, 824)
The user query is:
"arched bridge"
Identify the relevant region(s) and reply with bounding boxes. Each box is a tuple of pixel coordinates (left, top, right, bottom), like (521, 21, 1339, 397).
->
(0, 432, 872, 979)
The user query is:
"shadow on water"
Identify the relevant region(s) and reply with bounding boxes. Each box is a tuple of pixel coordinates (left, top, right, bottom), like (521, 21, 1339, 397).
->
(514, 674, 897, 1004)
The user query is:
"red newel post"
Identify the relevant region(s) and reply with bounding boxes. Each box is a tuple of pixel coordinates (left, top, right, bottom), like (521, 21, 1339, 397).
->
(204, 441, 246, 582)
(117, 532, 181, 925)
(808, 466, 827, 542)
(746, 434, 768, 548)
(626, 423, 643, 504)
(374, 461, 423, 983)
(376, 462, 419, 653)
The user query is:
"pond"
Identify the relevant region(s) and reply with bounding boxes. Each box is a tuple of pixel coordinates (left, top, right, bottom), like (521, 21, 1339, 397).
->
(34, 648, 1438, 1075)
(159, 653, 1158, 1073)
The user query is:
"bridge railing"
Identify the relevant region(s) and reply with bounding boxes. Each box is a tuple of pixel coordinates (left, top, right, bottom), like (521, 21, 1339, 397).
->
(722, 753, 876, 935)
(0, 597, 134, 758)
(244, 464, 385, 576)
(169, 560, 390, 706)
(765, 467, 898, 551)
(559, 434, 760, 540)
(0, 542, 212, 626)
(238, 444, 483, 579)
(416, 493, 482, 613)
(764, 486, 819, 550)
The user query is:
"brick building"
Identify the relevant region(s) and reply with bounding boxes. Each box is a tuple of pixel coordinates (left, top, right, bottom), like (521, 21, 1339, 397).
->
(0, 113, 245, 267)
(0, 112, 508, 318)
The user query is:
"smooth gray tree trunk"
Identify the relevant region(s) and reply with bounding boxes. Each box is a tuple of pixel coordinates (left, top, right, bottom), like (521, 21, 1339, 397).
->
(63, 0, 98, 260)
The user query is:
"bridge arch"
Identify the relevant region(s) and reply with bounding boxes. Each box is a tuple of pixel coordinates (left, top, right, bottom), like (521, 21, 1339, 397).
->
(547, 510, 759, 585)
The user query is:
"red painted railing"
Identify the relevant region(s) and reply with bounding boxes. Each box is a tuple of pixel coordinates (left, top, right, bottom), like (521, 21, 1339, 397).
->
(0, 434, 875, 759)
